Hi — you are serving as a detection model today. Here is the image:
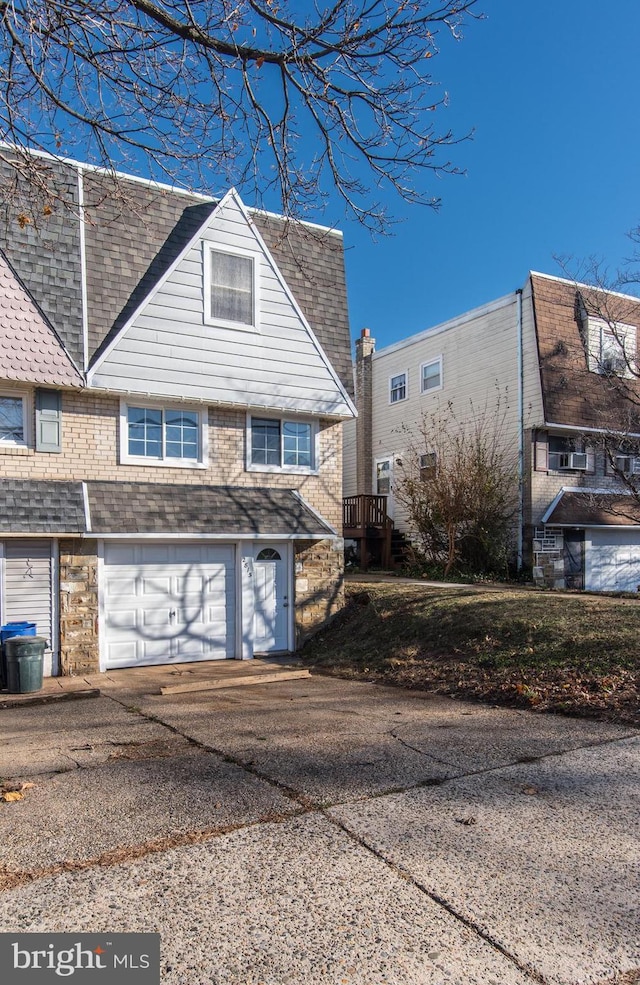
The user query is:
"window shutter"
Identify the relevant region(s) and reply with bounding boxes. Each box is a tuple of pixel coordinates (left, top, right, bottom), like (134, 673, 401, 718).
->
(35, 390, 62, 452)
(586, 447, 596, 473)
(534, 432, 548, 471)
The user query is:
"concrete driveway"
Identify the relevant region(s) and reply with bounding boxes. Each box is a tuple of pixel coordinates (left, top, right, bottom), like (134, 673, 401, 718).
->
(0, 675, 638, 985)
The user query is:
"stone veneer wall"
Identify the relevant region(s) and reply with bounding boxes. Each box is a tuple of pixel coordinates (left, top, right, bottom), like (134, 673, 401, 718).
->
(58, 539, 100, 675)
(294, 538, 345, 646)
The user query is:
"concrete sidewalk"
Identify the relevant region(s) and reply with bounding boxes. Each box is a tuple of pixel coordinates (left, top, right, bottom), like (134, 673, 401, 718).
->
(0, 675, 638, 984)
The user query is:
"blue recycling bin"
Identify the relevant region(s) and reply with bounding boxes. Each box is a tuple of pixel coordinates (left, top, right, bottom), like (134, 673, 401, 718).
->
(0, 622, 36, 689)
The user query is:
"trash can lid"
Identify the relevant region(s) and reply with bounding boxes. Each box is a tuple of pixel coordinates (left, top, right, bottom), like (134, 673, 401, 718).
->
(3, 635, 48, 644)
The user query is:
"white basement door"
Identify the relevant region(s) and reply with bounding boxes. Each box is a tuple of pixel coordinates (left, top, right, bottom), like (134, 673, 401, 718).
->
(586, 528, 640, 592)
(103, 543, 236, 668)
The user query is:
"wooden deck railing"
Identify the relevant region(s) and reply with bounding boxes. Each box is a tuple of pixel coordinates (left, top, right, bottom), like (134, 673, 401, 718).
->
(343, 494, 391, 532)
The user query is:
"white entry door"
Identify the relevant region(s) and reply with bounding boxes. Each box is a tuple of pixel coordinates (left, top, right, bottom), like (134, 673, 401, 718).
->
(103, 542, 236, 668)
(253, 545, 289, 652)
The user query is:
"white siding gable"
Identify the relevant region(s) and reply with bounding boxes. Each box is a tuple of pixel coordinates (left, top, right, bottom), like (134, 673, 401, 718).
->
(88, 190, 354, 418)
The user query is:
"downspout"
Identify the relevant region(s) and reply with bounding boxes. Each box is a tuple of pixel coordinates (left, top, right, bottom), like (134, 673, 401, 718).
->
(516, 288, 524, 571)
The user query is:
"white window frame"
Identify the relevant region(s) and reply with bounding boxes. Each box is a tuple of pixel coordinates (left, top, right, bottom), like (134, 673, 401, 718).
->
(389, 371, 408, 404)
(586, 316, 636, 377)
(246, 413, 319, 475)
(203, 243, 260, 332)
(419, 451, 437, 477)
(0, 389, 30, 448)
(119, 399, 208, 468)
(420, 356, 443, 395)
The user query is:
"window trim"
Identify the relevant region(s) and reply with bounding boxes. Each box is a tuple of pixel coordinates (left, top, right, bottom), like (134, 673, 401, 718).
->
(246, 413, 319, 474)
(203, 243, 260, 332)
(119, 399, 208, 468)
(388, 370, 408, 404)
(0, 390, 29, 449)
(420, 356, 443, 395)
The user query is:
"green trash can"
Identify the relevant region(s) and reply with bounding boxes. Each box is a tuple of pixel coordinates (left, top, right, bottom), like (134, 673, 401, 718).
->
(4, 636, 47, 694)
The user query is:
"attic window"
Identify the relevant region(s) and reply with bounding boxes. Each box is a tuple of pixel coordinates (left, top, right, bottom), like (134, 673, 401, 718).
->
(205, 246, 256, 329)
(585, 315, 636, 376)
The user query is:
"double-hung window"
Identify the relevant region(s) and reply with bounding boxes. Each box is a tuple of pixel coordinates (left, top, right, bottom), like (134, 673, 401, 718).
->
(204, 246, 256, 329)
(122, 403, 205, 466)
(420, 357, 443, 394)
(389, 372, 407, 404)
(249, 416, 315, 472)
(0, 392, 28, 447)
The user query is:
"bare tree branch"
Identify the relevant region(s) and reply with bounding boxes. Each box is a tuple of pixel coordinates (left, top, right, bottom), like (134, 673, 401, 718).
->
(0, 0, 482, 229)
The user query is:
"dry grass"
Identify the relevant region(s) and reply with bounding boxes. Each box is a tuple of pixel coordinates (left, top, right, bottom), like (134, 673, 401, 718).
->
(301, 581, 640, 725)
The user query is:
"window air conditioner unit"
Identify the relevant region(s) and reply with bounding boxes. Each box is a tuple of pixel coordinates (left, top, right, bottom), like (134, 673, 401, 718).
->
(569, 452, 588, 470)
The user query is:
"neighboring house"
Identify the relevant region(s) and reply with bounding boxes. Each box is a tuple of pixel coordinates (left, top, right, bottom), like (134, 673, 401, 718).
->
(0, 152, 355, 677)
(344, 271, 640, 592)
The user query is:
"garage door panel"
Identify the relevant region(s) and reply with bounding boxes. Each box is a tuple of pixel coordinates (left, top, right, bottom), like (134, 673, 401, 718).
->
(587, 528, 640, 592)
(103, 543, 236, 669)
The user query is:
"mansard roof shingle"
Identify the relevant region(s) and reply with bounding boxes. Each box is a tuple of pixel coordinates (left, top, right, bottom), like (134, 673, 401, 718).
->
(0, 252, 83, 387)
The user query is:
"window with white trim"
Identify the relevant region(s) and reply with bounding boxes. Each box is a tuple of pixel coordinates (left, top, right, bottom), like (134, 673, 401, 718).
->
(248, 416, 316, 472)
(419, 451, 437, 478)
(548, 435, 587, 471)
(0, 392, 28, 447)
(585, 315, 636, 376)
(121, 402, 206, 467)
(204, 246, 257, 329)
(389, 372, 407, 403)
(420, 357, 443, 394)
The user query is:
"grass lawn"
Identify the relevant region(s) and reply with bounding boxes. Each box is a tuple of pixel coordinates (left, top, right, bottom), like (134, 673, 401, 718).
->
(301, 579, 640, 725)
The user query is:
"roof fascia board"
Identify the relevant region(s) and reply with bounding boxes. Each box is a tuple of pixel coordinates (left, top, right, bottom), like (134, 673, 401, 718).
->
(83, 532, 335, 540)
(372, 293, 517, 361)
(545, 421, 640, 439)
(84, 384, 355, 420)
(541, 488, 566, 524)
(530, 270, 640, 306)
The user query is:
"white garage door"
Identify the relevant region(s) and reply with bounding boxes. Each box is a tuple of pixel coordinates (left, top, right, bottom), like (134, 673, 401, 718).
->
(587, 528, 640, 592)
(103, 543, 236, 668)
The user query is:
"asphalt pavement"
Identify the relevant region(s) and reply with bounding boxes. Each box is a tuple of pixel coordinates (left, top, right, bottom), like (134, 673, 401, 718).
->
(0, 675, 638, 985)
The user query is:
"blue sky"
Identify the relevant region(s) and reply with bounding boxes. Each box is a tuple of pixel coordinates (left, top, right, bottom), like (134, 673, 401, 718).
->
(340, 0, 640, 350)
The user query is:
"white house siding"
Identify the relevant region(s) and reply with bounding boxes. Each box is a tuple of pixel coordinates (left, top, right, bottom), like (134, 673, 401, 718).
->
(89, 193, 353, 419)
(367, 292, 541, 534)
(2, 540, 56, 676)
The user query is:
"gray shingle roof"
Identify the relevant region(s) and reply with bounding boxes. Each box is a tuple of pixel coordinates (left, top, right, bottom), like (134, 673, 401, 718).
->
(87, 482, 334, 536)
(544, 490, 640, 526)
(0, 479, 334, 537)
(0, 480, 85, 533)
(0, 155, 353, 397)
(0, 251, 83, 387)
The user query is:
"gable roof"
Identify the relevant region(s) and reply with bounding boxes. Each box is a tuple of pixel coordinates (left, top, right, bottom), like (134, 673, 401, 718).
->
(0, 154, 353, 398)
(0, 251, 83, 387)
(86, 188, 355, 417)
(530, 272, 640, 429)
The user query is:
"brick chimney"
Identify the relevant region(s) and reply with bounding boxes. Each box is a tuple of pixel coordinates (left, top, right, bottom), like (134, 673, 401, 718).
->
(354, 328, 375, 494)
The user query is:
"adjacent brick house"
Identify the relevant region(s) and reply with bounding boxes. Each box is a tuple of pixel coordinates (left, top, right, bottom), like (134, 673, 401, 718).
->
(344, 272, 640, 591)
(0, 154, 355, 676)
